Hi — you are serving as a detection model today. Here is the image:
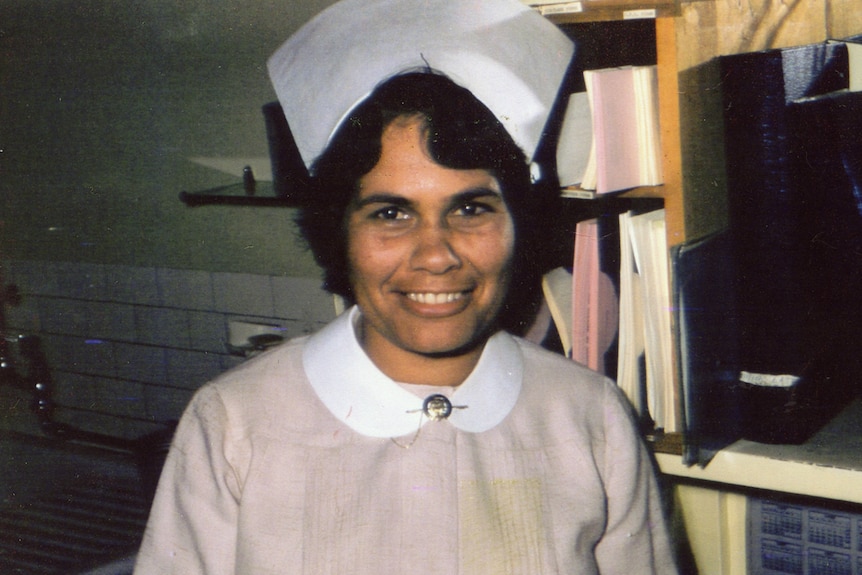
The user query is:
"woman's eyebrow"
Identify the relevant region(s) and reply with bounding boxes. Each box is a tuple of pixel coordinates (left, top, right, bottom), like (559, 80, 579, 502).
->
(352, 193, 413, 209)
(455, 187, 503, 200)
(446, 187, 505, 207)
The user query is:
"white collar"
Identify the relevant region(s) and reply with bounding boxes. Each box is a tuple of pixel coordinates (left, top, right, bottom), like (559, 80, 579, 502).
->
(302, 306, 523, 437)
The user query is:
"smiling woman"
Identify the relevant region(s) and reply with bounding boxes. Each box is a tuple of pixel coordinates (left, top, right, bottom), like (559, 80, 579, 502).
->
(133, 0, 679, 573)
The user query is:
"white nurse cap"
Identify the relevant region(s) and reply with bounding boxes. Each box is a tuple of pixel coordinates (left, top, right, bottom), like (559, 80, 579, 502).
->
(267, 0, 575, 170)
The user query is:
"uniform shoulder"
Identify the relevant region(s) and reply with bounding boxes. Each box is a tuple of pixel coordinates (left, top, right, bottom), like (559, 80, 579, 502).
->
(514, 336, 610, 387)
(195, 335, 310, 404)
(512, 335, 635, 415)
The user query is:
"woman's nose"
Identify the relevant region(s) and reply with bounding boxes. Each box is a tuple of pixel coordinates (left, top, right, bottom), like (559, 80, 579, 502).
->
(409, 222, 461, 273)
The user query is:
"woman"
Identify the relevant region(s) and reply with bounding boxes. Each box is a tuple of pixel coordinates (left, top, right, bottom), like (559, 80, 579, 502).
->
(134, 1, 677, 573)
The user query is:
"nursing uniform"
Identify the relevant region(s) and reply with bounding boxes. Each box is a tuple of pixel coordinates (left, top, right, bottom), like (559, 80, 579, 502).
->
(134, 307, 677, 574)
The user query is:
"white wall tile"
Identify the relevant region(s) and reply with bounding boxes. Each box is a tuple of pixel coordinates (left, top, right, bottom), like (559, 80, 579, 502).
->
(39, 334, 79, 374)
(87, 301, 137, 342)
(104, 264, 160, 305)
(67, 338, 117, 379)
(165, 348, 225, 390)
(10, 260, 62, 297)
(157, 268, 214, 310)
(6, 261, 331, 439)
(38, 297, 89, 336)
(1, 259, 15, 284)
(145, 384, 194, 422)
(56, 261, 107, 301)
(4, 295, 42, 335)
(52, 371, 99, 411)
(188, 311, 227, 353)
(94, 377, 146, 419)
(135, 306, 190, 348)
(213, 272, 275, 317)
(114, 342, 167, 385)
(270, 275, 336, 323)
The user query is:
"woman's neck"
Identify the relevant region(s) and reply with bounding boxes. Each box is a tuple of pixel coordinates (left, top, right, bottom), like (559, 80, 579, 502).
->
(357, 322, 486, 387)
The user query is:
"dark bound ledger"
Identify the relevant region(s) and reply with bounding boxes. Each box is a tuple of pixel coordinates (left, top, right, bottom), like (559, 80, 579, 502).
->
(718, 42, 857, 444)
(672, 231, 742, 465)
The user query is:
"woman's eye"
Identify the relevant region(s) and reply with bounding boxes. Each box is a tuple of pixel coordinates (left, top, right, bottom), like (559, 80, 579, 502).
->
(454, 202, 491, 217)
(373, 206, 409, 221)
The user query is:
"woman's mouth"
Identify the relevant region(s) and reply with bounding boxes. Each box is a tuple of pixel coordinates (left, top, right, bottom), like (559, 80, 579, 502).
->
(405, 292, 466, 304)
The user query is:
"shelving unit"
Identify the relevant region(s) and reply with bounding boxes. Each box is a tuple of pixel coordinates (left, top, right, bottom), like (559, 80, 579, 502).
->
(543, 2, 862, 572)
(548, 10, 687, 453)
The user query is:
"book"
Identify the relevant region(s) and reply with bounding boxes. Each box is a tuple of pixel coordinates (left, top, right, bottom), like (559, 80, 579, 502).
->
(776, 88, 862, 439)
(555, 91, 593, 188)
(616, 211, 647, 418)
(617, 208, 675, 431)
(541, 267, 574, 358)
(847, 41, 862, 90)
(831, 36, 862, 90)
(719, 41, 861, 445)
(579, 65, 662, 194)
(719, 42, 848, 382)
(570, 219, 619, 376)
(671, 231, 742, 465)
(787, 88, 862, 358)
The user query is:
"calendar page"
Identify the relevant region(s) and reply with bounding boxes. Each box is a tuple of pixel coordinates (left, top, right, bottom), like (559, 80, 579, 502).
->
(748, 497, 862, 575)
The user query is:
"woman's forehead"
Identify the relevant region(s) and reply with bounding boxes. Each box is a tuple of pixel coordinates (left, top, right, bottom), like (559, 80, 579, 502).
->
(356, 119, 501, 201)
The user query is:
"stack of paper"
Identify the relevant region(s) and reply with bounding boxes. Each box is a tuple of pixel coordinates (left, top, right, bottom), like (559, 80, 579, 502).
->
(617, 209, 676, 431)
(563, 65, 662, 195)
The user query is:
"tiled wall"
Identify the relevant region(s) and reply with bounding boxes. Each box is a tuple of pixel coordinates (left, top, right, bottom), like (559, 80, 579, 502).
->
(1, 259, 335, 440)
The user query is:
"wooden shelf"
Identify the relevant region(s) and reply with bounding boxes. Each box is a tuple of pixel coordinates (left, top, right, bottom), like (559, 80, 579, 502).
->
(178, 182, 299, 208)
(657, 399, 862, 505)
(535, 0, 677, 23)
(561, 183, 668, 200)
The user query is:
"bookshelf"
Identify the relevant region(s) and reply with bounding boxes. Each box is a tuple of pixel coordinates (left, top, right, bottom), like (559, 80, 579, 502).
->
(542, 2, 862, 572)
(546, 11, 686, 449)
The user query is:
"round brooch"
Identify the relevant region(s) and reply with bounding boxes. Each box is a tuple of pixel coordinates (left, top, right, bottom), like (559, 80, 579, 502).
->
(422, 394, 453, 421)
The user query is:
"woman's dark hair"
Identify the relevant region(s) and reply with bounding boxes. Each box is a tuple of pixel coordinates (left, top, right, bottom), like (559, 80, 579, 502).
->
(297, 71, 553, 334)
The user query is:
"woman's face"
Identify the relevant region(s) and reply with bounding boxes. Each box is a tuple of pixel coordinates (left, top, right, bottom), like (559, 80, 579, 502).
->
(346, 116, 515, 369)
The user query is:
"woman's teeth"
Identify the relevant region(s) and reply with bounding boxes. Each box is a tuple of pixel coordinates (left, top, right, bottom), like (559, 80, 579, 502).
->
(406, 292, 464, 304)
